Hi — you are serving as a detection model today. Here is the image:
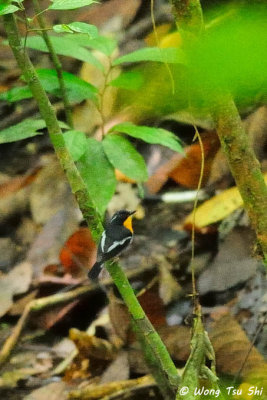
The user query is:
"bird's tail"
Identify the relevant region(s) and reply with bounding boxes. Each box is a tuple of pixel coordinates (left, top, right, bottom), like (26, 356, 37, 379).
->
(88, 261, 103, 280)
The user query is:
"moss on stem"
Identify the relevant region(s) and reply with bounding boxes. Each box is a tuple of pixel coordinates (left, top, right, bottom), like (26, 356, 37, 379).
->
(3, 13, 179, 395)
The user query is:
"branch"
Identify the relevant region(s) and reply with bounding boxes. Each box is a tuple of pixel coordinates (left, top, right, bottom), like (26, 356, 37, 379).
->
(171, 0, 267, 262)
(3, 14, 103, 242)
(3, 13, 179, 396)
(171, 0, 203, 36)
(32, 0, 73, 128)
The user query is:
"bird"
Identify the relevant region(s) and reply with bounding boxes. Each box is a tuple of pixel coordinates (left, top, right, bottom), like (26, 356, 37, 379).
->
(88, 210, 136, 280)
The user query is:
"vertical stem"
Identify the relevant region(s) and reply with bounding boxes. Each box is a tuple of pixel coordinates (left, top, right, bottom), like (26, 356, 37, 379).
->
(212, 94, 267, 260)
(3, 13, 102, 240)
(171, 0, 267, 262)
(3, 13, 180, 395)
(107, 261, 180, 395)
(32, 0, 73, 128)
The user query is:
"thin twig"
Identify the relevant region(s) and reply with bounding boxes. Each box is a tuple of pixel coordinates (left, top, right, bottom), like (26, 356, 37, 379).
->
(3, 13, 180, 396)
(190, 127, 204, 308)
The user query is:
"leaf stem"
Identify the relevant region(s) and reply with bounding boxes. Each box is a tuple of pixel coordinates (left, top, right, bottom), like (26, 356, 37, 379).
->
(32, 0, 74, 128)
(3, 13, 180, 395)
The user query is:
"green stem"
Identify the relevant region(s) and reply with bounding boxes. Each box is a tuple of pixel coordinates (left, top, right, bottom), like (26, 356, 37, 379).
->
(32, 0, 73, 128)
(3, 13, 102, 242)
(212, 94, 267, 260)
(107, 261, 180, 395)
(171, 0, 267, 263)
(3, 13, 179, 394)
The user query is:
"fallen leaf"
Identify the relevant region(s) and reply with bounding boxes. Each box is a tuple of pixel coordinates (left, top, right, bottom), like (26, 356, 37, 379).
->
(0, 238, 17, 270)
(60, 227, 97, 276)
(198, 227, 259, 294)
(24, 381, 68, 400)
(146, 132, 220, 193)
(0, 262, 32, 317)
(169, 131, 220, 188)
(0, 168, 39, 198)
(68, 375, 153, 400)
(76, 0, 141, 30)
(129, 325, 191, 374)
(27, 207, 81, 279)
(29, 159, 74, 224)
(185, 173, 267, 229)
(66, 328, 116, 381)
(108, 282, 166, 344)
(100, 350, 129, 383)
(0, 185, 31, 224)
(34, 300, 79, 330)
(209, 312, 267, 382)
(157, 256, 183, 305)
(8, 290, 38, 316)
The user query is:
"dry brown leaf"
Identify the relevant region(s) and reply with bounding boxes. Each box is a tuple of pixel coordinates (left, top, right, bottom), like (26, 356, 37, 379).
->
(27, 206, 80, 279)
(100, 350, 129, 384)
(184, 173, 267, 229)
(0, 185, 31, 224)
(146, 132, 220, 194)
(24, 381, 68, 400)
(198, 227, 258, 294)
(76, 0, 141, 30)
(108, 282, 166, 344)
(209, 312, 267, 382)
(129, 325, 191, 374)
(34, 300, 79, 330)
(0, 169, 39, 198)
(157, 256, 183, 305)
(29, 159, 74, 224)
(68, 375, 153, 400)
(65, 329, 116, 382)
(169, 132, 220, 188)
(0, 262, 32, 317)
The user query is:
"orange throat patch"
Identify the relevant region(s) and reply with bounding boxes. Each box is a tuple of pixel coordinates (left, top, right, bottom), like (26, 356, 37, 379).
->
(123, 216, 133, 233)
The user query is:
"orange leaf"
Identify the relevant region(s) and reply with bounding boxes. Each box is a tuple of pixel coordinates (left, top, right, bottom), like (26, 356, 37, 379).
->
(169, 132, 220, 189)
(60, 228, 97, 276)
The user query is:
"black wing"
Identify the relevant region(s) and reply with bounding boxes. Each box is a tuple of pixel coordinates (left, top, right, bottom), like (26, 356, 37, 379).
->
(99, 230, 132, 262)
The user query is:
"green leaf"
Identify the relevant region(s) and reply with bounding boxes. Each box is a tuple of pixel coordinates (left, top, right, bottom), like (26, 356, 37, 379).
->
(0, 69, 97, 104)
(37, 69, 97, 103)
(77, 139, 116, 215)
(66, 34, 117, 56)
(0, 3, 19, 15)
(25, 36, 103, 71)
(113, 47, 186, 66)
(109, 71, 144, 91)
(0, 119, 46, 144)
(49, 0, 97, 10)
(0, 86, 32, 102)
(103, 134, 148, 182)
(52, 24, 73, 34)
(110, 122, 184, 153)
(53, 22, 98, 38)
(63, 130, 87, 161)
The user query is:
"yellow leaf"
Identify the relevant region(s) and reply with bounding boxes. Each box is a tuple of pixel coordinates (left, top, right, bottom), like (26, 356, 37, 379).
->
(184, 173, 267, 228)
(159, 31, 182, 48)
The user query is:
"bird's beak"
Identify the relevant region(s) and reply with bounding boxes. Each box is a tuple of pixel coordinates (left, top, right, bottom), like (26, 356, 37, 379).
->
(129, 210, 136, 216)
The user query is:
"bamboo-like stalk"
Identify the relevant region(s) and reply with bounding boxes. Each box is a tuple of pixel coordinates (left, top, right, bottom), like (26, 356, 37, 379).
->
(3, 13, 179, 396)
(32, 0, 73, 128)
